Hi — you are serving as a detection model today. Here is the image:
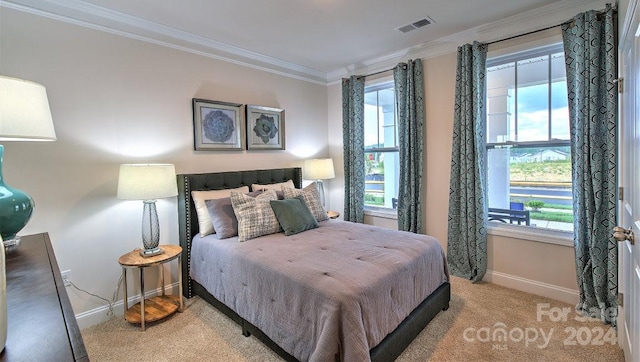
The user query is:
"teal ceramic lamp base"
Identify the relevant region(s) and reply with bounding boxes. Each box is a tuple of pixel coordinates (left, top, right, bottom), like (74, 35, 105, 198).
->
(0, 145, 34, 247)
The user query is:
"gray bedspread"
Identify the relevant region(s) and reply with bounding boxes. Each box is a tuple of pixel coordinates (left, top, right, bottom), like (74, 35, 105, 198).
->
(190, 219, 449, 362)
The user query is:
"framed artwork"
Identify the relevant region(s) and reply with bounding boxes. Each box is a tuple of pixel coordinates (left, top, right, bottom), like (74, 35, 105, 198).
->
(192, 98, 245, 150)
(246, 105, 285, 150)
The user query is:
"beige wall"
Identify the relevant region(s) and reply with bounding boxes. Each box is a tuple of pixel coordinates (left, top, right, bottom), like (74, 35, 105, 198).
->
(423, 54, 456, 245)
(487, 235, 577, 291)
(1, 8, 328, 325)
(327, 52, 579, 302)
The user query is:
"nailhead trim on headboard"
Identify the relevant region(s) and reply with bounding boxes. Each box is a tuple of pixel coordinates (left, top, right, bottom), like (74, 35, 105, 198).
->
(183, 175, 193, 298)
(177, 168, 303, 299)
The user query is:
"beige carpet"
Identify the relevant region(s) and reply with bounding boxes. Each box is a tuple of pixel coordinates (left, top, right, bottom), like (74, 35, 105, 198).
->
(82, 276, 624, 361)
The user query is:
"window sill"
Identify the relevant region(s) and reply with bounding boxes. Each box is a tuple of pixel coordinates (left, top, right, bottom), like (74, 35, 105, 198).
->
(487, 222, 574, 247)
(364, 207, 398, 220)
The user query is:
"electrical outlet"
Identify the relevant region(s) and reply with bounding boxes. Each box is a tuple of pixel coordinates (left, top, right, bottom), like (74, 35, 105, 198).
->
(61, 270, 71, 287)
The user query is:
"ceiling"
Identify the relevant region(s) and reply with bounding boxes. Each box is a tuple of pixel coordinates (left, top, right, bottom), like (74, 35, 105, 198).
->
(2, 0, 609, 83)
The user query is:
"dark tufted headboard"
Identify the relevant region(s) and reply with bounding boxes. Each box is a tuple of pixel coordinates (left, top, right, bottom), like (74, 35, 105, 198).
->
(177, 167, 302, 298)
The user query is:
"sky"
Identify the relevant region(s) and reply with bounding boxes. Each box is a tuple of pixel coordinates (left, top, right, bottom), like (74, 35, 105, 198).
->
(515, 81, 570, 142)
(363, 52, 571, 147)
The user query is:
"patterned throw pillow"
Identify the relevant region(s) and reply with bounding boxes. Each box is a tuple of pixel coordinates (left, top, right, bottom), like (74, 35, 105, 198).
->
(230, 189, 281, 242)
(282, 182, 328, 222)
(205, 191, 263, 239)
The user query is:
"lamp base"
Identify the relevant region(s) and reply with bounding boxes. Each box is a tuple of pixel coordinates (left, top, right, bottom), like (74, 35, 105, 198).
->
(139, 246, 164, 258)
(0, 146, 34, 246)
(315, 180, 326, 207)
(2, 236, 21, 249)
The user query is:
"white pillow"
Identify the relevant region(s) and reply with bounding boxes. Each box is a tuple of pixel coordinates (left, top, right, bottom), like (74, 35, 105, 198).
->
(192, 186, 249, 237)
(251, 179, 295, 192)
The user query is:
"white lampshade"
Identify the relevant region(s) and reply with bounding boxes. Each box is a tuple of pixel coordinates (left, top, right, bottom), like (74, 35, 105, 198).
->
(0, 75, 57, 141)
(117, 164, 178, 200)
(303, 158, 335, 180)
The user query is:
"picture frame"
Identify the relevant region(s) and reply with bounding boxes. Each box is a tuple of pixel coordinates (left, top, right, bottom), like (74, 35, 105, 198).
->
(192, 98, 245, 150)
(246, 105, 285, 150)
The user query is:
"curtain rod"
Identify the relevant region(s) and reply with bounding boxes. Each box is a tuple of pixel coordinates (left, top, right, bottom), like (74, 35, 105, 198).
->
(360, 62, 410, 79)
(486, 5, 615, 46)
(486, 23, 562, 46)
(356, 6, 614, 78)
(358, 67, 394, 79)
(359, 21, 570, 77)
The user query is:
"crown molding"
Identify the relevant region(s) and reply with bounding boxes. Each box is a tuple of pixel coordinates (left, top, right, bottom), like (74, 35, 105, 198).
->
(3, 0, 610, 86)
(0, 0, 328, 84)
(326, 0, 610, 83)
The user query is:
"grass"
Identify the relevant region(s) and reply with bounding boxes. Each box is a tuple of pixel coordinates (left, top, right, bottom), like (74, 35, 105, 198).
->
(365, 194, 384, 206)
(363, 159, 575, 216)
(542, 204, 573, 210)
(511, 200, 574, 223)
(509, 160, 573, 223)
(510, 159, 571, 183)
(530, 210, 574, 223)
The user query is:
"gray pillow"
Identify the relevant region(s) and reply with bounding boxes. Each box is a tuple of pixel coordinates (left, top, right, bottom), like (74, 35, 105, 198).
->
(205, 191, 263, 239)
(191, 186, 250, 237)
(270, 196, 319, 236)
(205, 197, 237, 239)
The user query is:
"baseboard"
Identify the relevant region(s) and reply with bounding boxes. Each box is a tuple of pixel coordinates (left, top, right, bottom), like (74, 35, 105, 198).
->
(483, 270, 579, 305)
(75, 282, 180, 329)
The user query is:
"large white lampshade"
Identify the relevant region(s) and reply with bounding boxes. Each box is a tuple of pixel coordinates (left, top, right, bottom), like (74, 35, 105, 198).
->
(303, 158, 335, 207)
(117, 164, 178, 257)
(303, 158, 335, 181)
(0, 75, 57, 141)
(117, 164, 178, 201)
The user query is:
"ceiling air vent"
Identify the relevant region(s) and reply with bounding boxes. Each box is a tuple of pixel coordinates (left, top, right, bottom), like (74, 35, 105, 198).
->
(397, 17, 434, 34)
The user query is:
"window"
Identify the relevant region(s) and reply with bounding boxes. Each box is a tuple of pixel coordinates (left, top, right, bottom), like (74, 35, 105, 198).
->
(486, 43, 573, 233)
(364, 80, 399, 210)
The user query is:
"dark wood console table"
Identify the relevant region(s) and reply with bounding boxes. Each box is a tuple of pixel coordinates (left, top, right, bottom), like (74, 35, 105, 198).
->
(1, 233, 88, 361)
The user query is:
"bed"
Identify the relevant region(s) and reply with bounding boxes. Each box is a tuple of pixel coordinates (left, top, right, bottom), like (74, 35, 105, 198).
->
(177, 167, 450, 361)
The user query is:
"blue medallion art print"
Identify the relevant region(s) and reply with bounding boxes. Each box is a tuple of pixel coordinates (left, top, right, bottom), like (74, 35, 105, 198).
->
(202, 108, 235, 143)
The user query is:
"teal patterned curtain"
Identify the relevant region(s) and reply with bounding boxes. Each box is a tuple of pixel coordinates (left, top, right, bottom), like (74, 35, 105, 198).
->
(562, 4, 617, 326)
(395, 60, 425, 233)
(342, 76, 365, 223)
(447, 42, 488, 283)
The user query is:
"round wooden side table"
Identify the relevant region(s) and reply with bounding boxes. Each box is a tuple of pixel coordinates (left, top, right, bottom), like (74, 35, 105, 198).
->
(118, 245, 184, 331)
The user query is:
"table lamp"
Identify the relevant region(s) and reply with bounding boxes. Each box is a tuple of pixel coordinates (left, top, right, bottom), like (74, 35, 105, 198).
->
(0, 75, 57, 247)
(0, 75, 56, 353)
(303, 158, 335, 207)
(117, 164, 178, 257)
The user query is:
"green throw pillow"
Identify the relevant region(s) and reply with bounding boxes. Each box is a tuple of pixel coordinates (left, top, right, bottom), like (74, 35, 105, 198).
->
(270, 196, 319, 236)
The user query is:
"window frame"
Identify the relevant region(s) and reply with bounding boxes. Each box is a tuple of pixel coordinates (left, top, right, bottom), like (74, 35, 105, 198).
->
(363, 78, 399, 215)
(486, 43, 567, 147)
(485, 42, 573, 242)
